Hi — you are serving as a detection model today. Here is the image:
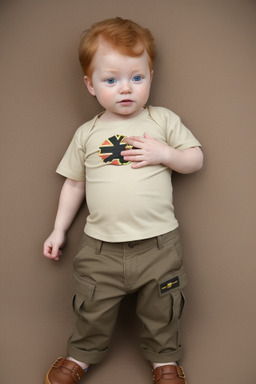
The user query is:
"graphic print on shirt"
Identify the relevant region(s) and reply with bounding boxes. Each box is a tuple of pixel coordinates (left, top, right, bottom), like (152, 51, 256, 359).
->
(99, 135, 133, 165)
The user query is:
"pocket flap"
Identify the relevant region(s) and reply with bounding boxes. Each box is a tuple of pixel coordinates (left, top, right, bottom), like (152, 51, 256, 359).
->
(72, 270, 96, 301)
(159, 266, 188, 297)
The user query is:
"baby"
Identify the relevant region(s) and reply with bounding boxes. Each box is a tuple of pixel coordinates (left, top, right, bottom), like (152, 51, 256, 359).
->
(44, 17, 203, 384)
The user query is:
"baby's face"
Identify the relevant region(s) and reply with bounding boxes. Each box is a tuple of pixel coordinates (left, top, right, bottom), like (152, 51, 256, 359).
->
(84, 42, 153, 121)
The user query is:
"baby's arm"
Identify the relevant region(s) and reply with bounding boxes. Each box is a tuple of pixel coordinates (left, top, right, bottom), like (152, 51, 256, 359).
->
(43, 178, 85, 261)
(122, 133, 203, 174)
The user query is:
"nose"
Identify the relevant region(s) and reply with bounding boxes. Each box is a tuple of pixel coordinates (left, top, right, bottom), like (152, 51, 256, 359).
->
(119, 80, 132, 94)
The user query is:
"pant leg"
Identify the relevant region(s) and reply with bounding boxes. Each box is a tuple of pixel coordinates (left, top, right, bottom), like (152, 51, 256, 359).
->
(67, 234, 126, 364)
(136, 229, 188, 363)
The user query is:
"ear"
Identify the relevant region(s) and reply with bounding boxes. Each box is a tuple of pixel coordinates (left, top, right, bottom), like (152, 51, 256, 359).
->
(150, 70, 154, 82)
(84, 76, 96, 96)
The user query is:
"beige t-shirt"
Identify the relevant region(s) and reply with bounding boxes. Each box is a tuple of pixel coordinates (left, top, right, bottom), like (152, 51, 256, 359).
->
(56, 106, 201, 242)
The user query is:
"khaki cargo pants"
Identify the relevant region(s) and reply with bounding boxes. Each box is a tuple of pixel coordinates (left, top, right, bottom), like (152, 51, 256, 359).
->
(67, 228, 188, 364)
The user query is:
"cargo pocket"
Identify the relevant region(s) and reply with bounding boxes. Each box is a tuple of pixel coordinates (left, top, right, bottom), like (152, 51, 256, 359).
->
(158, 266, 188, 323)
(71, 270, 96, 318)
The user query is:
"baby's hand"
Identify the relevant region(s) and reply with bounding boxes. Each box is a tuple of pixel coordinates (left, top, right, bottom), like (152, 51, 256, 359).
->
(122, 133, 168, 168)
(43, 229, 66, 261)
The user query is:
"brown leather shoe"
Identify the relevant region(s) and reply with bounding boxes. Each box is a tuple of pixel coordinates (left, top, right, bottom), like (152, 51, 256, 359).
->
(152, 365, 187, 384)
(45, 357, 86, 384)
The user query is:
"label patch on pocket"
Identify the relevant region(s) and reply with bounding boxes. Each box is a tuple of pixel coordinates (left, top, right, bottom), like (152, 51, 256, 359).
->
(160, 276, 180, 294)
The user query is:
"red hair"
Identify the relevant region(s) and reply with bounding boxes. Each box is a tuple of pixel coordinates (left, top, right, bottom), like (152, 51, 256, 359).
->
(79, 17, 156, 77)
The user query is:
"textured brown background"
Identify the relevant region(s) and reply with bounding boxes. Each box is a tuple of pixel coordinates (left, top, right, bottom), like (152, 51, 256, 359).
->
(1, 0, 255, 383)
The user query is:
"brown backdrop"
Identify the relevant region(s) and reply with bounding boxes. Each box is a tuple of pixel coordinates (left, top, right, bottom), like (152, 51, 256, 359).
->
(1, 0, 255, 383)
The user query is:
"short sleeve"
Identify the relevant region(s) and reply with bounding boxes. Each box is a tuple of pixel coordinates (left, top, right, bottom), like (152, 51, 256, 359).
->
(167, 115, 201, 150)
(149, 106, 201, 150)
(56, 128, 86, 181)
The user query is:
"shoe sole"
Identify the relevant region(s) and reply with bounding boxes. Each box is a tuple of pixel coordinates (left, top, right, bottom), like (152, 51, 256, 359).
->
(44, 369, 51, 384)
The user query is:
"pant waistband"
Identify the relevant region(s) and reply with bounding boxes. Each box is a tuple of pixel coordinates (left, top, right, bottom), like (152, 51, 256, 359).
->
(84, 228, 179, 255)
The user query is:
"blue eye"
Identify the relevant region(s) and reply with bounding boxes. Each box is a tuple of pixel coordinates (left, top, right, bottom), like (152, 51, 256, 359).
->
(133, 75, 143, 82)
(106, 78, 116, 84)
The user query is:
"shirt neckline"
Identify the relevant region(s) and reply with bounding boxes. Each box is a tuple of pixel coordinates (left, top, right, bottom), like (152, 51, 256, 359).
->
(94, 106, 149, 126)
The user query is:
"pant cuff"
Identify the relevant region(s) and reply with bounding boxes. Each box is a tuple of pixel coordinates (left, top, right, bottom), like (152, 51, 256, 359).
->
(142, 346, 183, 363)
(67, 345, 108, 365)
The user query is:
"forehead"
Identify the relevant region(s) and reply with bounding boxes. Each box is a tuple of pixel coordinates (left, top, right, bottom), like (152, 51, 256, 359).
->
(92, 41, 150, 70)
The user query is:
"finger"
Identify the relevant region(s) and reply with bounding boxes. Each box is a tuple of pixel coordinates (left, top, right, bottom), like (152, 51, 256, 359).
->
(127, 133, 150, 141)
(43, 243, 61, 260)
(48, 253, 60, 261)
(121, 148, 142, 156)
(123, 153, 145, 162)
(43, 244, 53, 257)
(125, 135, 144, 141)
(52, 245, 62, 259)
(131, 160, 148, 169)
(124, 136, 145, 146)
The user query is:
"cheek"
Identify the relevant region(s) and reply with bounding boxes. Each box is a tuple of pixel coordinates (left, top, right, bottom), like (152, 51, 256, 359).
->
(96, 87, 114, 105)
(138, 84, 151, 100)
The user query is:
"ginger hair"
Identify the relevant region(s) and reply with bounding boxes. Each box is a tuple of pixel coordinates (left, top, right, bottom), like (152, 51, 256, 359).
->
(79, 17, 156, 78)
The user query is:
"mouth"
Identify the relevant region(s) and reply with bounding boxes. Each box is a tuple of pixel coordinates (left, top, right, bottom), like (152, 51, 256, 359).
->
(119, 99, 134, 105)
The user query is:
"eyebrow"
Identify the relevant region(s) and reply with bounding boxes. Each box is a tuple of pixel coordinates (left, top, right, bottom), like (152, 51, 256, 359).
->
(102, 67, 146, 75)
(102, 69, 119, 74)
